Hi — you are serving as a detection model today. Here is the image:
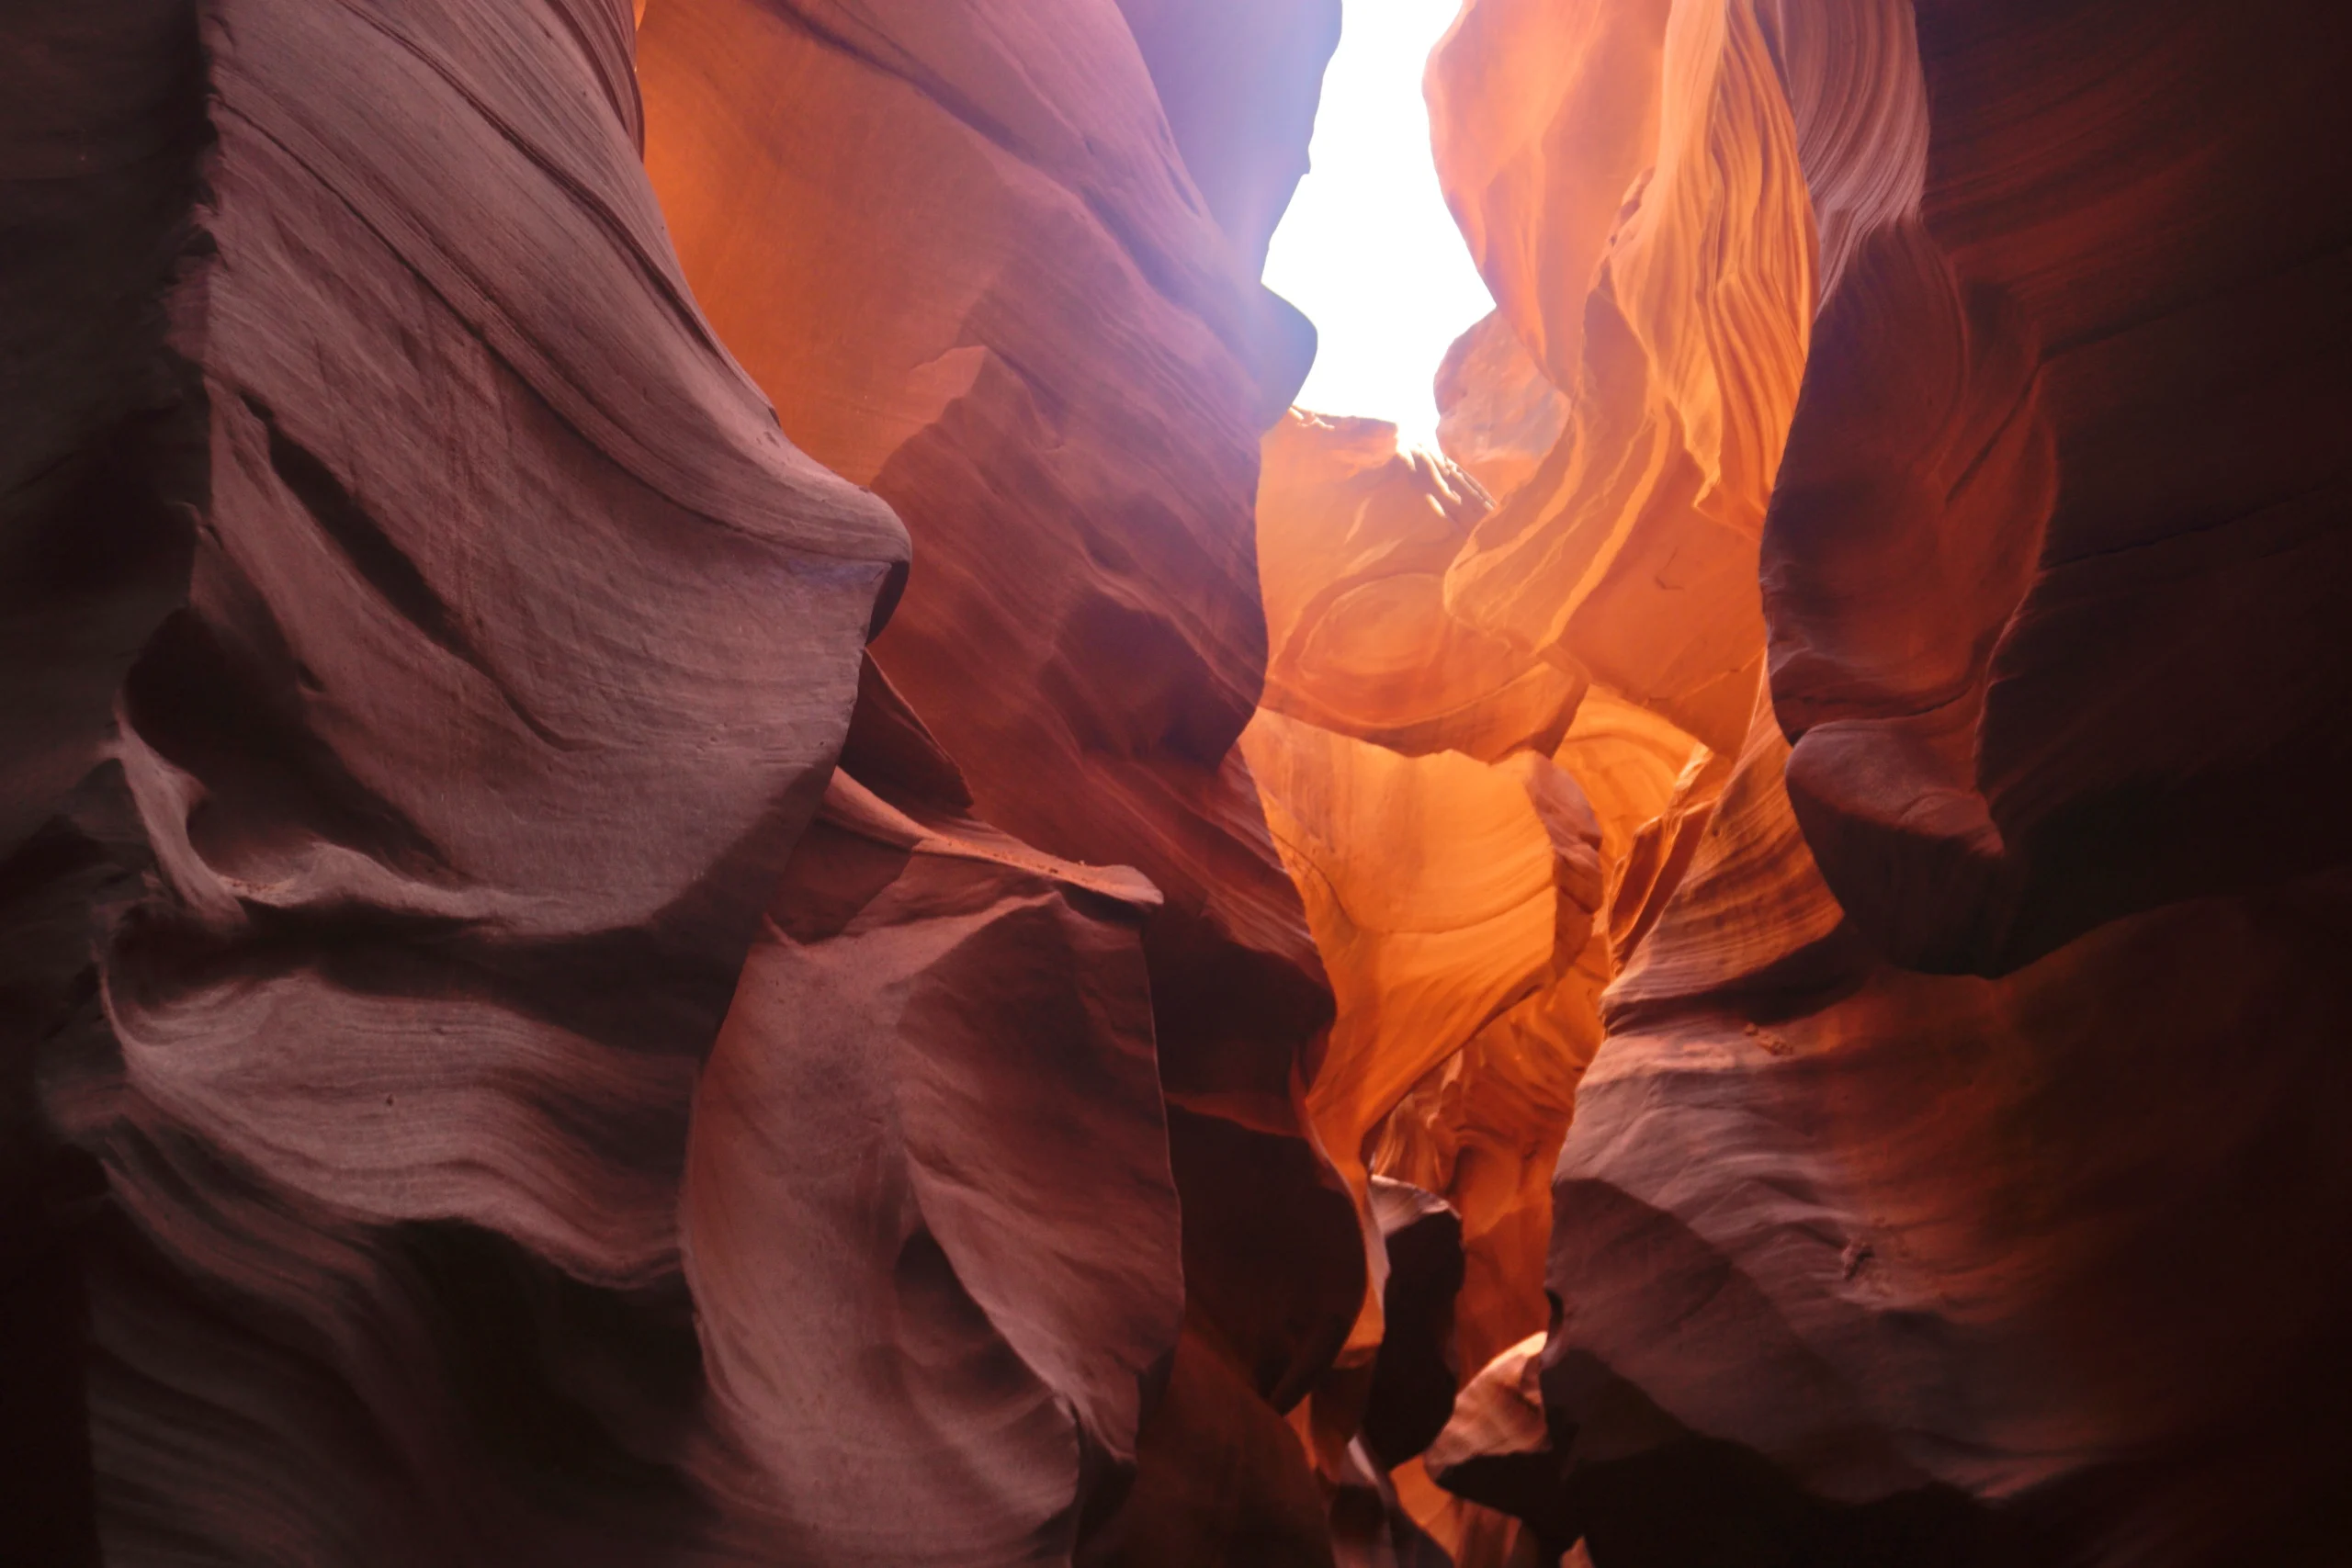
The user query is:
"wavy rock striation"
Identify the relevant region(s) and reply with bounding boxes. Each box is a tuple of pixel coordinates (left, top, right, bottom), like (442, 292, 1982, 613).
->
(1768, 0, 2352, 976)
(1410, 2, 2352, 1565)
(636, 1, 1359, 1552)
(1240, 408, 1657, 1562)
(11, 0, 912, 1559)
(6, 0, 1326, 1561)
(687, 722, 1180, 1559)
(11, 0, 2350, 1564)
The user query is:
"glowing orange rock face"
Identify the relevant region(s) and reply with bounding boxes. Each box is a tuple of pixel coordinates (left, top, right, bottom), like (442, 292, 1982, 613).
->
(639, 0, 1363, 1552)
(1395, 0, 2352, 1562)
(19, 0, 2351, 1561)
(1430, 0, 1816, 757)
(1433, 311, 1568, 503)
(1252, 1, 2352, 1562)
(1244, 705, 1603, 1325)
(1257, 412, 1585, 761)
(1234, 0, 1825, 1542)
(1424, 0, 1673, 397)
(638, 0, 1333, 1111)
(1243, 410, 1645, 1560)
(1241, 411, 1624, 1388)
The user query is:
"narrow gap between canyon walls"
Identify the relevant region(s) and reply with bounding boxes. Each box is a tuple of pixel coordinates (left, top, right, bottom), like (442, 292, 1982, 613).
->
(1229, 1, 1836, 1559)
(10, 1, 2350, 1565)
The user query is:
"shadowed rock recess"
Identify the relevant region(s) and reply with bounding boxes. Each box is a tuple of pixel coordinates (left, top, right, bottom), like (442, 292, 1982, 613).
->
(4, 2, 2346, 1565)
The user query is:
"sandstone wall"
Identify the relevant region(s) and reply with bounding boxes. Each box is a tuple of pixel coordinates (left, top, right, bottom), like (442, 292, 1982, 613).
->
(1407, 3, 2352, 1564)
(7, 2, 2347, 1565)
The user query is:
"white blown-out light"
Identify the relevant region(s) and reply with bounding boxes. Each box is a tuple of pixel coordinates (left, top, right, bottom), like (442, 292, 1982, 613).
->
(1263, 0, 1496, 448)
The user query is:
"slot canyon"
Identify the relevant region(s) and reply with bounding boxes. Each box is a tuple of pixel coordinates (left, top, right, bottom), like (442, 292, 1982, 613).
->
(5, 0, 2350, 1562)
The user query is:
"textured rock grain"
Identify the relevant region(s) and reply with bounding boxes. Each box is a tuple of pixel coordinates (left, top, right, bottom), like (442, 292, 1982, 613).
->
(1413, 3, 2352, 1564)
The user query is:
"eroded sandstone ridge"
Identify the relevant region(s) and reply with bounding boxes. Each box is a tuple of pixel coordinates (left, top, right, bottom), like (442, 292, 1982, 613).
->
(5, 1, 2348, 1565)
(6, 0, 1362, 1560)
(1386, 1, 2352, 1564)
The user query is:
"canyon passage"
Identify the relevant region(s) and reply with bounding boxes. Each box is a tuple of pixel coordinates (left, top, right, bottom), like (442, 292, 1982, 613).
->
(5, 2, 2351, 1565)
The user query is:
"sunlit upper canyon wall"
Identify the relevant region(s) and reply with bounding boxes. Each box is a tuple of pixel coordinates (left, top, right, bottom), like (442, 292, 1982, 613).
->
(4, 2, 2348, 1567)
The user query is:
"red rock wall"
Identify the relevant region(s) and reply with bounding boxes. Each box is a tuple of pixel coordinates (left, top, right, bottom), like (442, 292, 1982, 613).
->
(6, 0, 932, 1559)
(6, 0, 1357, 1561)
(10, 0, 2350, 1564)
(634, 2, 1363, 1553)
(1408, 2, 2352, 1565)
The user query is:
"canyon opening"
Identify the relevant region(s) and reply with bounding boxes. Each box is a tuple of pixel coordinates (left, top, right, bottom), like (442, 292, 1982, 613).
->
(6, 3, 2351, 1567)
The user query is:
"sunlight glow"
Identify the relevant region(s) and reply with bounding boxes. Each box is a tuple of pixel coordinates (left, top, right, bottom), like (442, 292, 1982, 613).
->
(1263, 0, 1494, 447)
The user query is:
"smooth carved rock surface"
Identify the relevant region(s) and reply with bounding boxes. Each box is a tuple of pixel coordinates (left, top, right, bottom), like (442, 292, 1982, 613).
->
(1433, 311, 1568, 506)
(635, 0, 1338, 1176)
(1257, 412, 1583, 763)
(1410, 1, 2352, 1564)
(13, 0, 919, 1560)
(1430, 0, 1818, 756)
(1114, 0, 1341, 275)
(636, 1, 1359, 1551)
(1766, 0, 2352, 976)
(13, 0, 2351, 1563)
(6, 0, 1266, 1561)
(1245, 707, 1602, 1336)
(687, 768, 1179, 1560)
(1244, 404, 1671, 1558)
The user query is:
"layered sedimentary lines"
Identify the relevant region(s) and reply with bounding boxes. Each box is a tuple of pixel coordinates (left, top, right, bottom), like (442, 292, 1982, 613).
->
(7, 1, 2349, 1566)
(1233, 0, 2352, 1563)
(20, 0, 903, 1560)
(1391, 2, 2352, 1566)
(686, 767, 1178, 1558)
(13, 0, 1349, 1561)
(637, 2, 1374, 1551)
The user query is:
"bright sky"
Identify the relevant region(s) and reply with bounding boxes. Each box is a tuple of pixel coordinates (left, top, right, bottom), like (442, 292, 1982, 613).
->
(1263, 0, 1495, 447)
